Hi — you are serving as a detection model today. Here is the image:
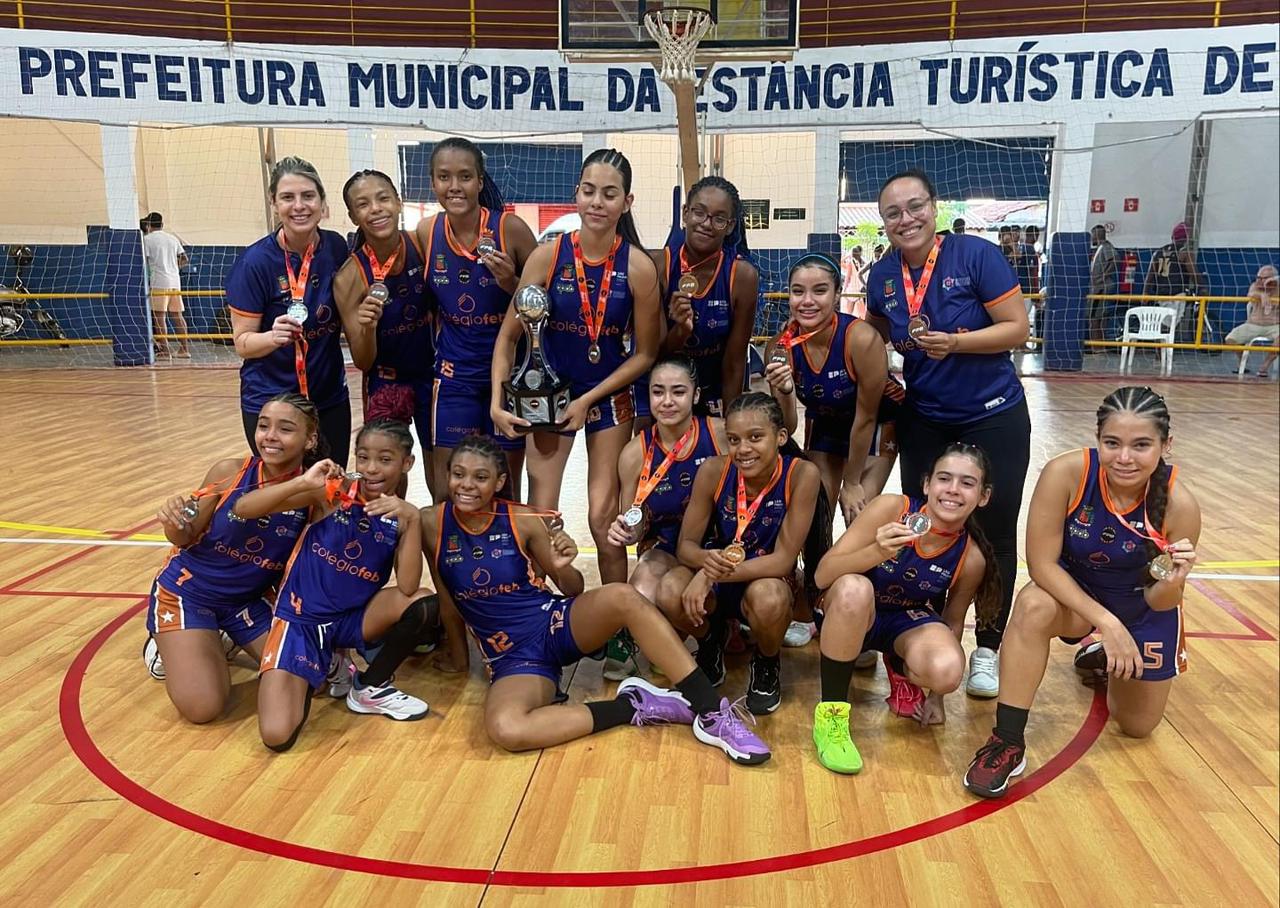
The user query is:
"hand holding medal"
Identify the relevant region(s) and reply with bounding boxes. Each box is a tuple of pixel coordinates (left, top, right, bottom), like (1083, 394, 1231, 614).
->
(715, 457, 783, 575)
(359, 238, 400, 325)
(617, 425, 694, 544)
(902, 237, 943, 350)
(767, 316, 833, 395)
(282, 241, 316, 395)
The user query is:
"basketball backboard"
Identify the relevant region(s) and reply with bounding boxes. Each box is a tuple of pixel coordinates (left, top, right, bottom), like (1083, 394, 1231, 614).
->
(559, 0, 798, 55)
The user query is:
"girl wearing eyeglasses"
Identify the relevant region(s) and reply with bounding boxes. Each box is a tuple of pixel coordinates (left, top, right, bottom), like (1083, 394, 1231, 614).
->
(865, 168, 1031, 702)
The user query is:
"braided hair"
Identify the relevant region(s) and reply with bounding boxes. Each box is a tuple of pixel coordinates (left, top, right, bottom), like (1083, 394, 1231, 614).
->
(262, 391, 327, 467)
(355, 418, 415, 456)
(341, 168, 400, 252)
(447, 432, 508, 478)
(430, 137, 507, 211)
(580, 148, 644, 250)
(1097, 386, 1173, 584)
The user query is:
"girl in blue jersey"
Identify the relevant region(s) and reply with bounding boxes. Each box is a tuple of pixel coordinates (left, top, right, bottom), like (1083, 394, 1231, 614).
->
(865, 168, 1031, 701)
(227, 157, 353, 466)
(334, 169, 437, 490)
(603, 356, 727, 679)
(810, 444, 1001, 774)
(659, 393, 822, 717)
(146, 393, 318, 724)
(651, 176, 759, 419)
(964, 387, 1200, 799)
(236, 420, 434, 752)
(491, 148, 662, 586)
(418, 138, 538, 496)
(424, 434, 771, 765)
(765, 253, 903, 526)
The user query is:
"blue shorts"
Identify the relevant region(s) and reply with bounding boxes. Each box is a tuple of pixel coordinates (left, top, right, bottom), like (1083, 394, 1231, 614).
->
(1061, 605, 1187, 682)
(258, 611, 366, 688)
(432, 374, 525, 451)
(557, 386, 635, 436)
(366, 371, 433, 447)
(146, 579, 271, 648)
(485, 595, 584, 686)
(860, 607, 945, 654)
(633, 377, 650, 420)
(804, 394, 902, 457)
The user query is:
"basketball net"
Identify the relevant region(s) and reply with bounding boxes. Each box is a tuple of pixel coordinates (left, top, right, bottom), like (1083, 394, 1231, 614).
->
(644, 7, 715, 191)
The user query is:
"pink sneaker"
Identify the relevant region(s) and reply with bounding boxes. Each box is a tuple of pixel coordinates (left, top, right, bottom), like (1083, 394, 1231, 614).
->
(884, 653, 924, 718)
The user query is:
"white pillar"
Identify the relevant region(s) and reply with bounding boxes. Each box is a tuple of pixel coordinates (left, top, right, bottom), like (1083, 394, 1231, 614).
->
(100, 125, 140, 229)
(813, 127, 841, 235)
(1048, 122, 1095, 236)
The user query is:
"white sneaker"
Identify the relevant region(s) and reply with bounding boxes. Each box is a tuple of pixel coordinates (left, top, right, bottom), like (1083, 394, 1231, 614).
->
(326, 650, 354, 698)
(782, 621, 816, 647)
(144, 635, 165, 681)
(220, 630, 240, 662)
(966, 646, 1000, 698)
(854, 650, 878, 670)
(346, 678, 429, 720)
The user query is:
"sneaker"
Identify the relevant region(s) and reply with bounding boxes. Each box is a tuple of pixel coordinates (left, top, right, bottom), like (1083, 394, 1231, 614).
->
(143, 635, 165, 681)
(783, 620, 816, 647)
(220, 630, 240, 662)
(966, 646, 1000, 698)
(326, 650, 354, 698)
(884, 655, 925, 718)
(746, 653, 782, 715)
(964, 733, 1027, 798)
(692, 697, 771, 765)
(812, 701, 863, 774)
(1073, 640, 1108, 687)
(853, 650, 878, 670)
(602, 631, 641, 681)
(618, 677, 694, 725)
(346, 675, 429, 721)
(695, 629, 726, 688)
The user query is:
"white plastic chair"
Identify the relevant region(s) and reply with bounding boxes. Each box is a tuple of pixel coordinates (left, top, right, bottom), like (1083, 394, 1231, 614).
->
(1119, 306, 1177, 375)
(1238, 336, 1277, 377)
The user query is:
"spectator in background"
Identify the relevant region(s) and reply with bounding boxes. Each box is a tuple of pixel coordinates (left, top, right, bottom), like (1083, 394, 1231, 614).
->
(1018, 226, 1041, 295)
(1087, 224, 1119, 350)
(1226, 264, 1279, 378)
(952, 217, 967, 235)
(142, 212, 190, 359)
(1144, 222, 1205, 340)
(844, 244, 867, 315)
(999, 227, 1019, 272)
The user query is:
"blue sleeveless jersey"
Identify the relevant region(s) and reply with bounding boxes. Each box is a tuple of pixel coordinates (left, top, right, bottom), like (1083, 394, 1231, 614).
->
(1059, 448, 1180, 626)
(352, 231, 433, 382)
(429, 209, 512, 386)
(226, 229, 350, 412)
(865, 495, 971, 610)
(155, 457, 309, 606)
(637, 416, 722, 554)
(434, 501, 566, 664)
(664, 243, 737, 400)
(275, 502, 400, 625)
(788, 312, 863, 422)
(544, 232, 634, 392)
(710, 454, 799, 560)
(866, 234, 1024, 424)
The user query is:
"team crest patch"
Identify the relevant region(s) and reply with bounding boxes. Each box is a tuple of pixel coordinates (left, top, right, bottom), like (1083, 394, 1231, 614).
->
(883, 279, 896, 297)
(1101, 526, 1116, 544)
(435, 254, 447, 272)
(447, 534, 460, 553)
(1074, 505, 1094, 527)
(277, 275, 289, 293)
(561, 264, 573, 280)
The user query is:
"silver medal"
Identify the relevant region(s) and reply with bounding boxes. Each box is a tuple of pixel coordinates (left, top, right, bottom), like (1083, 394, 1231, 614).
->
(477, 236, 497, 258)
(287, 300, 308, 324)
(904, 511, 932, 535)
(622, 506, 645, 529)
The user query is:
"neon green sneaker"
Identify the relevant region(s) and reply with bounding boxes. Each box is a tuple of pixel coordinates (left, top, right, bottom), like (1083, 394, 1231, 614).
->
(813, 701, 863, 774)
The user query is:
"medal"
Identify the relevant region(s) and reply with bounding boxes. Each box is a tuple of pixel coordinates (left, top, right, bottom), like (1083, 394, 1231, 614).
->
(901, 236, 942, 342)
(627, 423, 694, 533)
(477, 235, 497, 258)
(282, 235, 316, 396)
(362, 236, 401, 307)
(181, 497, 200, 522)
(287, 301, 308, 324)
(1149, 551, 1176, 581)
(727, 457, 784, 564)
(677, 272, 700, 294)
(722, 542, 747, 564)
(622, 506, 646, 529)
(444, 207, 492, 262)
(677, 246, 721, 299)
(1104, 472, 1179, 584)
(904, 511, 932, 535)
(572, 231, 622, 367)
(367, 283, 390, 304)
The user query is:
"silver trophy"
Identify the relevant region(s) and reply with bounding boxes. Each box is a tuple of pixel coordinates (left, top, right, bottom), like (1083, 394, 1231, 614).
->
(504, 285, 570, 430)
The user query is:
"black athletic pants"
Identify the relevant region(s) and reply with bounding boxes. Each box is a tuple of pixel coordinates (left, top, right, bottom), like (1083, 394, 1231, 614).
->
(242, 399, 352, 468)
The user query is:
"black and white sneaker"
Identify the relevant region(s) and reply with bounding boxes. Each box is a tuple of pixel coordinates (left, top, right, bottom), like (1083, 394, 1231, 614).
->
(1073, 640, 1108, 687)
(746, 653, 782, 715)
(143, 635, 164, 681)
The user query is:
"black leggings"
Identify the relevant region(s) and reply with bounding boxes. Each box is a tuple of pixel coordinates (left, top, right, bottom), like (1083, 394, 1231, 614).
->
(897, 396, 1031, 651)
(242, 399, 352, 468)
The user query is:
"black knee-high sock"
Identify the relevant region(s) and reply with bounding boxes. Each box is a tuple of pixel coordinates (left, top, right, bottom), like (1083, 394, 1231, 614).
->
(359, 597, 428, 688)
(587, 696, 636, 732)
(820, 654, 858, 703)
(674, 667, 720, 715)
(993, 703, 1029, 746)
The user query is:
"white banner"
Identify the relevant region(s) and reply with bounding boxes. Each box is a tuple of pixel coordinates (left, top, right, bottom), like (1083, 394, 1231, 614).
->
(1, 25, 1276, 131)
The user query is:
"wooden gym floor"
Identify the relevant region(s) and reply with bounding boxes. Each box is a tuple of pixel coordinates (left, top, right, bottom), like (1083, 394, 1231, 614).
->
(0, 367, 1275, 906)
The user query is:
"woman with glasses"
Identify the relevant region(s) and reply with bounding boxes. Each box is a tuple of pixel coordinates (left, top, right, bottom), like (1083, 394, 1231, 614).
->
(865, 168, 1031, 701)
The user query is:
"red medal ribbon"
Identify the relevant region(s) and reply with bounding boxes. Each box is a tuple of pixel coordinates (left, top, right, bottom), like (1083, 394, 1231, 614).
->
(633, 423, 695, 507)
(444, 207, 491, 262)
(777, 314, 837, 351)
(732, 457, 784, 545)
(187, 464, 302, 504)
(324, 477, 362, 510)
(571, 231, 623, 350)
(282, 237, 316, 397)
(901, 236, 942, 320)
(677, 245, 722, 295)
(1102, 473, 1170, 551)
(362, 234, 403, 282)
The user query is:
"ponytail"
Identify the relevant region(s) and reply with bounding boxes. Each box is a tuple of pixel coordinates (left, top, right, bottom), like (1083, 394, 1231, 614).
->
(1141, 457, 1173, 586)
(965, 516, 1003, 632)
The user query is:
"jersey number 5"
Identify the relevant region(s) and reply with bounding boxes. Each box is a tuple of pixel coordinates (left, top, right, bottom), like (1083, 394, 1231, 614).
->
(1142, 641, 1163, 671)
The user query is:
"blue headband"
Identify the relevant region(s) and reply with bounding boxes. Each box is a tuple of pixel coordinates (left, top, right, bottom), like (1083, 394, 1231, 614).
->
(789, 252, 843, 288)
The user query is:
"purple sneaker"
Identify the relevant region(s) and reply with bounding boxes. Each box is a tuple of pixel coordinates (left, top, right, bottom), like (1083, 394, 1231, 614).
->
(618, 677, 694, 725)
(693, 697, 771, 765)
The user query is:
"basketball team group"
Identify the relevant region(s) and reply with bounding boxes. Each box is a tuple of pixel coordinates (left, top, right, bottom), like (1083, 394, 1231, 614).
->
(145, 141, 1200, 800)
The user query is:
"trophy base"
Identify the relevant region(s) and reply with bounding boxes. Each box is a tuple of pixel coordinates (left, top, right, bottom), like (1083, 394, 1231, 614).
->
(504, 381, 571, 431)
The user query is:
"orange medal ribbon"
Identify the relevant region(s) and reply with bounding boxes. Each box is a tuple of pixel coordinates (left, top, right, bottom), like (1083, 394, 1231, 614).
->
(677, 246, 722, 295)
(362, 235, 402, 282)
(283, 239, 315, 397)
(571, 231, 623, 353)
(444, 207, 491, 262)
(731, 457, 784, 545)
(633, 424, 694, 508)
(777, 313, 837, 351)
(901, 236, 942, 322)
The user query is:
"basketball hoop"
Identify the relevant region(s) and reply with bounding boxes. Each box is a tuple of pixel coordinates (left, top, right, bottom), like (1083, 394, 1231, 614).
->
(644, 5, 716, 84)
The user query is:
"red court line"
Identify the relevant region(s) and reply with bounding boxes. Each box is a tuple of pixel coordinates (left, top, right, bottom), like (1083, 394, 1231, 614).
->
(1189, 578, 1275, 642)
(61, 601, 1110, 888)
(0, 517, 160, 594)
(2, 589, 143, 599)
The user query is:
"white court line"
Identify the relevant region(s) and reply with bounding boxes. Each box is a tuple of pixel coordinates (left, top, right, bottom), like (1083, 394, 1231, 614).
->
(0, 537, 1276, 583)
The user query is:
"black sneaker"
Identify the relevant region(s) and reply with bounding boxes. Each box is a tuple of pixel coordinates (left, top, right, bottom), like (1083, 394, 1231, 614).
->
(695, 626, 726, 688)
(746, 653, 782, 715)
(1073, 640, 1108, 687)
